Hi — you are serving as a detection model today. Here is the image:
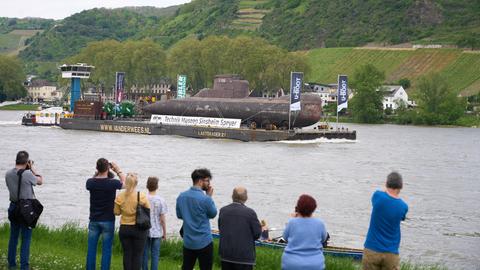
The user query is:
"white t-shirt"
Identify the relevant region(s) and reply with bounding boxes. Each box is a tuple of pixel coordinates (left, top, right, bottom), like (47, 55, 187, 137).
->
(147, 193, 168, 238)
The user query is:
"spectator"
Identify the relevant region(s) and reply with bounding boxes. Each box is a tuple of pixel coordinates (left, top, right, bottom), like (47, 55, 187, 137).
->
(5, 151, 43, 270)
(86, 158, 125, 270)
(115, 173, 150, 270)
(362, 172, 409, 270)
(218, 187, 262, 270)
(281, 194, 328, 270)
(142, 176, 168, 270)
(176, 168, 217, 270)
(260, 220, 270, 241)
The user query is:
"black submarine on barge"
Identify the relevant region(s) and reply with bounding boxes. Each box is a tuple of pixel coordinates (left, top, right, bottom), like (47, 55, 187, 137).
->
(60, 75, 356, 142)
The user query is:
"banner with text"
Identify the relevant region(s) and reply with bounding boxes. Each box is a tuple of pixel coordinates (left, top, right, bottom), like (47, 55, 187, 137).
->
(115, 72, 125, 103)
(337, 75, 348, 112)
(290, 72, 303, 111)
(177, 74, 187, 99)
(150, 115, 241, 129)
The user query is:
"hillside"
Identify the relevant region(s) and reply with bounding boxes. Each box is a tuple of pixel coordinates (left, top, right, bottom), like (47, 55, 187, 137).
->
(260, 0, 480, 50)
(118, 6, 181, 18)
(0, 17, 53, 55)
(18, 8, 164, 61)
(12, 0, 480, 62)
(306, 48, 480, 96)
(0, 30, 43, 55)
(0, 17, 54, 34)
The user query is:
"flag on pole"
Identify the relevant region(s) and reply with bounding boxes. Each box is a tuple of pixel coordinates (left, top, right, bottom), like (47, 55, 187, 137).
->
(337, 75, 348, 112)
(115, 72, 125, 103)
(290, 72, 303, 111)
(177, 75, 187, 99)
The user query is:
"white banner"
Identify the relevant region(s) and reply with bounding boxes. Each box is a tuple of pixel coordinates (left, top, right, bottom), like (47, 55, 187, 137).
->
(150, 115, 241, 129)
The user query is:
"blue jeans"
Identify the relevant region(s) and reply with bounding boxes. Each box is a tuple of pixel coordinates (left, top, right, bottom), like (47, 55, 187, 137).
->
(142, 237, 161, 270)
(8, 202, 33, 270)
(86, 221, 115, 270)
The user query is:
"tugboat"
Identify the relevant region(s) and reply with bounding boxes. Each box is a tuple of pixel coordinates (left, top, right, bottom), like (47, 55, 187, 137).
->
(22, 107, 72, 126)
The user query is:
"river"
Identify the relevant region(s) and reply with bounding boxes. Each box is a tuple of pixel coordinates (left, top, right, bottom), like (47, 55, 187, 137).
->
(0, 110, 479, 269)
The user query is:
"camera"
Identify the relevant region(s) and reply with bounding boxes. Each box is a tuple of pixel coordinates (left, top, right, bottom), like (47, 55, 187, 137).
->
(26, 160, 34, 170)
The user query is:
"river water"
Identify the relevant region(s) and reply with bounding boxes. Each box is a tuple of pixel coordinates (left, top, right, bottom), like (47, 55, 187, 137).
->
(0, 110, 479, 269)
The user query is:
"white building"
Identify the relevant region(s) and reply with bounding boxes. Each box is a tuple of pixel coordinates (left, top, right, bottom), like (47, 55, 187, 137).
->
(27, 80, 60, 102)
(380, 85, 414, 110)
(307, 83, 354, 107)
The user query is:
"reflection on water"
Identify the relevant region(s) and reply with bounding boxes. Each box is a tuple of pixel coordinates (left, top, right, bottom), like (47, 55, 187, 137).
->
(0, 111, 479, 269)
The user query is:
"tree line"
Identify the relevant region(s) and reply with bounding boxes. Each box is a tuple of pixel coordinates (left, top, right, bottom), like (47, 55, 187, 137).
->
(348, 64, 470, 126)
(65, 36, 309, 95)
(0, 55, 26, 102)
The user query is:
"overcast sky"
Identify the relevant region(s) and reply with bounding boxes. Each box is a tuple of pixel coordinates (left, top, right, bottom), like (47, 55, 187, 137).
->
(0, 0, 192, 20)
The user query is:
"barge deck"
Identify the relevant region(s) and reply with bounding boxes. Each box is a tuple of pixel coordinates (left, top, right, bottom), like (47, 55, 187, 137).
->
(60, 118, 356, 142)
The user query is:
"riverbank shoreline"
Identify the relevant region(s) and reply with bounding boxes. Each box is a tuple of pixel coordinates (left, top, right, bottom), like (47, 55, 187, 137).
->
(0, 223, 447, 270)
(324, 116, 479, 128)
(0, 104, 40, 111)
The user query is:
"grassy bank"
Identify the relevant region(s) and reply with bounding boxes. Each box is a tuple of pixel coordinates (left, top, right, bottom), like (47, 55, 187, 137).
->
(0, 223, 447, 270)
(0, 104, 40, 110)
(324, 115, 480, 127)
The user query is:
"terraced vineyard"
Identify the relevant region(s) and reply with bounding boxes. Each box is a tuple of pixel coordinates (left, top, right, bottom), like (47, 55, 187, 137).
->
(232, 0, 270, 30)
(0, 29, 42, 55)
(306, 48, 480, 96)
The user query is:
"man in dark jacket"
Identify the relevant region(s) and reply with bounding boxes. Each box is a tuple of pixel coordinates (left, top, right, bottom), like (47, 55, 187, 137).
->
(218, 187, 262, 270)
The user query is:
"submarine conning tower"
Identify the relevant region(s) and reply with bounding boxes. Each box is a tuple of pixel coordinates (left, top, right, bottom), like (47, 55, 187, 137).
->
(195, 74, 250, 98)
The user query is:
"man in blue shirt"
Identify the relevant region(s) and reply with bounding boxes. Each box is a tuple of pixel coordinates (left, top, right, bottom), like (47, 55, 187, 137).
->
(176, 168, 217, 270)
(363, 172, 409, 270)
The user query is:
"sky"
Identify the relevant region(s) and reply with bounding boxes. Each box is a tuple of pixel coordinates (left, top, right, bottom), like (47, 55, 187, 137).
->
(0, 0, 192, 20)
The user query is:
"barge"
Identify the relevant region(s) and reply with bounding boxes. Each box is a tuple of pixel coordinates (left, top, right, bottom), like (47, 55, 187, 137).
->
(59, 118, 356, 142)
(58, 75, 356, 142)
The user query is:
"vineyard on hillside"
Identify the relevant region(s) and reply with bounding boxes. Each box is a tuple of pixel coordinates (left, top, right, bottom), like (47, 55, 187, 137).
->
(306, 48, 480, 96)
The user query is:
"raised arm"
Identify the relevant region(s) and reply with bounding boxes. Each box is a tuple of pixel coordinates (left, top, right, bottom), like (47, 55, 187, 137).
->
(29, 164, 43, 185)
(160, 214, 167, 240)
(205, 197, 217, 219)
(110, 162, 126, 188)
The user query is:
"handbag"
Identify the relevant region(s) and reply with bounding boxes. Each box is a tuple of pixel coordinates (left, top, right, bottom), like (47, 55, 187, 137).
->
(135, 192, 151, 230)
(11, 169, 44, 229)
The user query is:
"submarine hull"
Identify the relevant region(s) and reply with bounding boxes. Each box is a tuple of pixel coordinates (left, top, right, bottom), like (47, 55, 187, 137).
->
(143, 94, 323, 128)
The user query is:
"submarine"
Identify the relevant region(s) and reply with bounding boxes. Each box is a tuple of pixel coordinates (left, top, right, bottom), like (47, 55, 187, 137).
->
(143, 75, 323, 128)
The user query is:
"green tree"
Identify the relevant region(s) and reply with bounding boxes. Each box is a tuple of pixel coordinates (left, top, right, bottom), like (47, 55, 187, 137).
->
(456, 35, 480, 50)
(0, 55, 26, 102)
(167, 36, 309, 93)
(415, 73, 466, 125)
(66, 39, 167, 95)
(398, 78, 411, 89)
(350, 64, 385, 123)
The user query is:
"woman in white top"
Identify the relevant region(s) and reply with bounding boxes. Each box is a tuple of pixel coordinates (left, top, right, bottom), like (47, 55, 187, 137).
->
(142, 176, 168, 270)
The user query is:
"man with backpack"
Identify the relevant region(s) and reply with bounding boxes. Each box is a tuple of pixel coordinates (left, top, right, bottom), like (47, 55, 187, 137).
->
(5, 151, 43, 270)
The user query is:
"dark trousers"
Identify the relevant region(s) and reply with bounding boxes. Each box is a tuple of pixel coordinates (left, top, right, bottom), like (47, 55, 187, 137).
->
(221, 261, 254, 270)
(182, 242, 213, 270)
(119, 225, 148, 270)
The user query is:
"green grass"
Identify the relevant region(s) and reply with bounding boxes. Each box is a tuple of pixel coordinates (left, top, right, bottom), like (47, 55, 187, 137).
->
(0, 33, 22, 53)
(0, 223, 447, 270)
(233, 1, 270, 30)
(238, 0, 268, 9)
(306, 48, 480, 96)
(0, 104, 40, 110)
(455, 115, 480, 127)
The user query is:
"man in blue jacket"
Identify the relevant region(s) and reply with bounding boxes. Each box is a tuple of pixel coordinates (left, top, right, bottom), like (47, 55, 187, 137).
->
(363, 172, 409, 270)
(176, 168, 217, 270)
